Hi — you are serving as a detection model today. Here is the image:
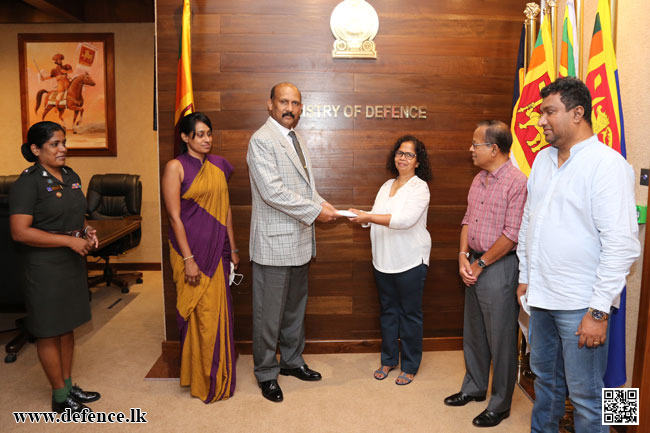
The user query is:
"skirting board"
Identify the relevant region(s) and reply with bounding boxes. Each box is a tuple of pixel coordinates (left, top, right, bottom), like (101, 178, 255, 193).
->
(146, 337, 462, 379)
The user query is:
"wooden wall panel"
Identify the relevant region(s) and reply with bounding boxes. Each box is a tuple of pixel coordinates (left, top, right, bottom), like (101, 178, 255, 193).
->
(157, 0, 526, 348)
(220, 53, 492, 75)
(157, 71, 355, 93)
(158, 0, 525, 18)
(354, 74, 516, 94)
(217, 14, 519, 39)
(220, 91, 515, 113)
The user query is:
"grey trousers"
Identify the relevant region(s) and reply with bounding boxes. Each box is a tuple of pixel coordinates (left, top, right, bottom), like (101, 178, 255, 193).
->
(460, 254, 519, 413)
(252, 261, 309, 382)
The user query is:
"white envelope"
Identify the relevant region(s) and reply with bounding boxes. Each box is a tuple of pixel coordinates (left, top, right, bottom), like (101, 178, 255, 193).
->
(519, 294, 530, 315)
(336, 210, 358, 218)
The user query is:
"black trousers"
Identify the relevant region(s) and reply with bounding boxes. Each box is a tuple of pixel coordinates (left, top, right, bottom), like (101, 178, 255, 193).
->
(373, 263, 427, 374)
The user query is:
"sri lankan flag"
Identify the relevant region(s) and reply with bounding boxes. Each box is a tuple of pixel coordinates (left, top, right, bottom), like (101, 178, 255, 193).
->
(510, 15, 555, 176)
(559, 0, 578, 77)
(586, 0, 628, 388)
(174, 0, 195, 156)
(586, 0, 625, 155)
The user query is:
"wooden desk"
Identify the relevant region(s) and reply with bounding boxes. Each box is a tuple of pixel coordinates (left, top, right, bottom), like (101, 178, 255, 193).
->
(87, 216, 142, 293)
(91, 216, 142, 250)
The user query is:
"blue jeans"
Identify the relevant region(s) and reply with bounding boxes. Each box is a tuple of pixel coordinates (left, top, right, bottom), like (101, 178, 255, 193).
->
(529, 307, 609, 433)
(373, 264, 427, 374)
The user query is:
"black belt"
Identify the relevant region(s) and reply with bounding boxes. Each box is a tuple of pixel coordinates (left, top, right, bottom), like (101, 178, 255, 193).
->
(470, 250, 516, 259)
(49, 229, 84, 238)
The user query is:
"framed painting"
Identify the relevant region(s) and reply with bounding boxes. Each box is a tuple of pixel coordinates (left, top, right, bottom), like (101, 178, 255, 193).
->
(18, 33, 116, 156)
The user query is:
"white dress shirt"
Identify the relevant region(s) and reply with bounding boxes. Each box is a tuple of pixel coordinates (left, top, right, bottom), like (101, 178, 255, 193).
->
(269, 116, 298, 149)
(368, 176, 431, 273)
(517, 135, 640, 312)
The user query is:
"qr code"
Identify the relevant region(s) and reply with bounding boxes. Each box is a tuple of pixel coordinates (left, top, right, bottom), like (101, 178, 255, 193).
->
(602, 388, 639, 425)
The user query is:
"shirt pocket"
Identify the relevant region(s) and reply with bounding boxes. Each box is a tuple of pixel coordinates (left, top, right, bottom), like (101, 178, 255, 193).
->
(264, 223, 294, 237)
(486, 196, 506, 227)
(38, 188, 65, 209)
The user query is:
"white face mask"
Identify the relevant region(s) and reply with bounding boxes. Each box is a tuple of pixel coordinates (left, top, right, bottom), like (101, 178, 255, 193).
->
(229, 262, 243, 286)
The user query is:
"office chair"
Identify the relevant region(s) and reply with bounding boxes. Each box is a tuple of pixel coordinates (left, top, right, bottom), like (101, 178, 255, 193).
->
(86, 174, 143, 294)
(0, 174, 32, 363)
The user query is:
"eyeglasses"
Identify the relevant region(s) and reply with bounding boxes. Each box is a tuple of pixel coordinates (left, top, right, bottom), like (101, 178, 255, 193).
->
(471, 142, 494, 150)
(395, 150, 416, 160)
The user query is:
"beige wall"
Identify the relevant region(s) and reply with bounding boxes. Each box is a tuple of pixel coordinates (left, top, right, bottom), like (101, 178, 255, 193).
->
(617, 0, 649, 387)
(0, 23, 161, 264)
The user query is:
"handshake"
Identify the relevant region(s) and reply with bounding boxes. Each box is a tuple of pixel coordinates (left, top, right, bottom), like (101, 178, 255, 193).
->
(317, 203, 369, 224)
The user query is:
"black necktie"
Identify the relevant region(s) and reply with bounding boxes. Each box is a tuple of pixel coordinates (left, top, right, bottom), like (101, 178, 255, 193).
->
(288, 130, 309, 179)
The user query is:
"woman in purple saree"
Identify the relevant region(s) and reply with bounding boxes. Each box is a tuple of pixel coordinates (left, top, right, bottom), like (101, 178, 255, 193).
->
(162, 112, 239, 402)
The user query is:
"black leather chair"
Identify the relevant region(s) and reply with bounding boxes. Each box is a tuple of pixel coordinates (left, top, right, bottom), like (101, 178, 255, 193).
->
(0, 174, 32, 363)
(86, 174, 143, 293)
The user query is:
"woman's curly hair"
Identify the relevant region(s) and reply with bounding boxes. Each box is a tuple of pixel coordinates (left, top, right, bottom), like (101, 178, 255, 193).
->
(386, 135, 432, 182)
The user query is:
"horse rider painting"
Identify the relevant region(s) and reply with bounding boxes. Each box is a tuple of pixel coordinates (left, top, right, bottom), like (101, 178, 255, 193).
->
(41, 54, 73, 103)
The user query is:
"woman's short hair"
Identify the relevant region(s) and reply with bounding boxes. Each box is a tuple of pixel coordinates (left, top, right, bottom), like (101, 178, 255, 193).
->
(386, 135, 432, 182)
(21, 121, 65, 163)
(179, 112, 213, 153)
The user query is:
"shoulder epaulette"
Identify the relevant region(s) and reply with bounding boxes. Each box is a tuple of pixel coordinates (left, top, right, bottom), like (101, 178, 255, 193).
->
(22, 165, 38, 174)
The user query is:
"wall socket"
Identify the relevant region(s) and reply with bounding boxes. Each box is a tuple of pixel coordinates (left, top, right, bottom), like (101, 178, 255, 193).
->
(641, 168, 649, 186)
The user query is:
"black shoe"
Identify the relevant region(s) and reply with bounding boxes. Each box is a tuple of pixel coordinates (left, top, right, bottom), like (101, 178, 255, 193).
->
(443, 391, 487, 406)
(472, 409, 510, 427)
(52, 395, 92, 414)
(279, 364, 322, 381)
(258, 379, 283, 403)
(69, 385, 101, 403)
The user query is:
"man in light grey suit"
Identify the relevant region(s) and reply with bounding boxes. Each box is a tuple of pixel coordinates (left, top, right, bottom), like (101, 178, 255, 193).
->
(246, 82, 338, 402)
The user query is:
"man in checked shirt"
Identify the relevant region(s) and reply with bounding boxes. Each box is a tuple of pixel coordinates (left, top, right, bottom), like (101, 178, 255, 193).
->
(443, 120, 527, 428)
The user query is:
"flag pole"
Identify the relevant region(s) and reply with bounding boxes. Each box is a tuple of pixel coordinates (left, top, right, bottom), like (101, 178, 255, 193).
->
(524, 2, 541, 69)
(578, 0, 584, 79)
(517, 1, 541, 384)
(548, 0, 558, 76)
(523, 17, 529, 73)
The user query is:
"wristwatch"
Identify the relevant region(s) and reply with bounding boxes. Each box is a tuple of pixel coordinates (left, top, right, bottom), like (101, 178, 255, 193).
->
(588, 308, 609, 321)
(477, 258, 487, 268)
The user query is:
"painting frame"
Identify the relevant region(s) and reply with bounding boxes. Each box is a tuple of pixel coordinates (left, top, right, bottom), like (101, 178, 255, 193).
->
(18, 33, 117, 157)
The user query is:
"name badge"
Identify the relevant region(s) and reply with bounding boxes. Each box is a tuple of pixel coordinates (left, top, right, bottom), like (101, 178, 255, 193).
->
(47, 185, 63, 192)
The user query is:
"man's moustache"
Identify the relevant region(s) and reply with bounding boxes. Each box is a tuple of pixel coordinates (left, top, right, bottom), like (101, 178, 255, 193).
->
(282, 112, 295, 118)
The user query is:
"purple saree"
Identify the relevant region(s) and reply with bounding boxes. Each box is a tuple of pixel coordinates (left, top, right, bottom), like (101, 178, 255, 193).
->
(169, 152, 236, 403)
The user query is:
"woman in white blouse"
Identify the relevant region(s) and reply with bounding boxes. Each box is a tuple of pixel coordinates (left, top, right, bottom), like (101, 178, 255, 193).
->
(348, 135, 432, 385)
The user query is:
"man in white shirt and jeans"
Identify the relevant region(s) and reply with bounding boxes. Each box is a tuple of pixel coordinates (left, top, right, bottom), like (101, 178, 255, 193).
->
(517, 77, 639, 433)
